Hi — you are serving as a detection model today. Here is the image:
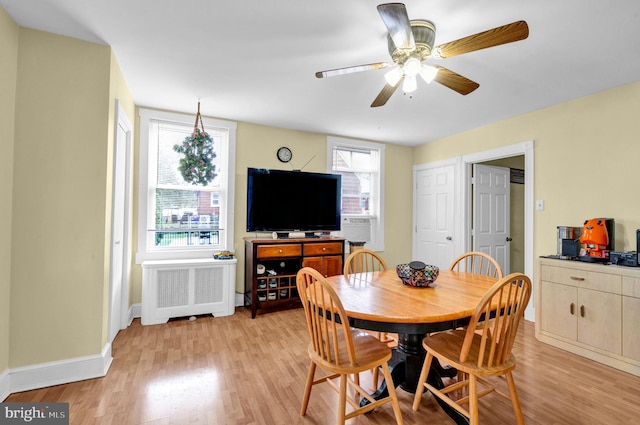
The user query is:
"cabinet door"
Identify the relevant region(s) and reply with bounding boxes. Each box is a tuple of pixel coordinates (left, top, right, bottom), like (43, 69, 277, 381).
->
(302, 257, 324, 274)
(302, 256, 343, 277)
(323, 255, 343, 277)
(577, 288, 622, 354)
(623, 296, 640, 362)
(540, 281, 577, 341)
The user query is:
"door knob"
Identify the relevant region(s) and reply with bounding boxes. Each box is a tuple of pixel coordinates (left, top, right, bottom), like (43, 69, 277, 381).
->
(446, 236, 452, 241)
(506, 237, 513, 242)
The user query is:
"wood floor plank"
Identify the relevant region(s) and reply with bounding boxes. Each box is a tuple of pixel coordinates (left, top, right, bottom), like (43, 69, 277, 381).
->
(5, 307, 640, 424)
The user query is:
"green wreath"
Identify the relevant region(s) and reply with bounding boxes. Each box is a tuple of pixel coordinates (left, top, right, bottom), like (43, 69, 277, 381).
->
(173, 105, 218, 186)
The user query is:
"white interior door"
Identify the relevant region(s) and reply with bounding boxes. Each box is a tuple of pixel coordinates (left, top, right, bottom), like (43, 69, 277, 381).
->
(472, 164, 510, 274)
(109, 101, 132, 343)
(414, 164, 456, 269)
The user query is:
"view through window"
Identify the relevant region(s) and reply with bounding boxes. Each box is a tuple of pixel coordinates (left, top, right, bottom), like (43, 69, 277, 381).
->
(154, 121, 223, 247)
(137, 109, 236, 261)
(328, 136, 385, 251)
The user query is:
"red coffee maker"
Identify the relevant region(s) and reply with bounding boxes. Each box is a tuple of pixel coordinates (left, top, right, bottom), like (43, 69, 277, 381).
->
(579, 218, 610, 260)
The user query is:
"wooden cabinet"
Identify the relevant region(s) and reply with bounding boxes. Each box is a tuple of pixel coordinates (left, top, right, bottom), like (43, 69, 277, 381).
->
(622, 275, 640, 362)
(244, 237, 345, 318)
(302, 241, 344, 277)
(536, 258, 640, 376)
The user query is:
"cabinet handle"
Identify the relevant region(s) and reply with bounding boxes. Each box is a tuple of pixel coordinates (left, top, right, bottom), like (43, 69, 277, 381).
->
(570, 303, 575, 315)
(580, 305, 585, 317)
(278, 249, 283, 253)
(570, 276, 585, 281)
(322, 247, 326, 251)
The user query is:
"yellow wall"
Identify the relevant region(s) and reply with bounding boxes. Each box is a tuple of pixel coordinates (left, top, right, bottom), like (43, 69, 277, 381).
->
(128, 121, 415, 301)
(0, 6, 18, 377)
(9, 27, 134, 368)
(233, 123, 414, 290)
(414, 81, 640, 256)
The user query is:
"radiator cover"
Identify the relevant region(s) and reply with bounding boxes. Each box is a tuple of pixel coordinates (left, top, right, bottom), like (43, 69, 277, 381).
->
(141, 258, 237, 325)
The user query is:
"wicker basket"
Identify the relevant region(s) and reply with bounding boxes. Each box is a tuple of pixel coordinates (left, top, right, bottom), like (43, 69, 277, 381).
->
(396, 261, 439, 287)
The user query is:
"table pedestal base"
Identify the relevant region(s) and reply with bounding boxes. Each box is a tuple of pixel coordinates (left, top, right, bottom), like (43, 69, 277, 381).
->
(363, 333, 469, 425)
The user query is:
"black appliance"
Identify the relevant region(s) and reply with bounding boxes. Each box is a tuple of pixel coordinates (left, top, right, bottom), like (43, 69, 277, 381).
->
(610, 251, 639, 267)
(557, 226, 580, 259)
(637, 229, 640, 265)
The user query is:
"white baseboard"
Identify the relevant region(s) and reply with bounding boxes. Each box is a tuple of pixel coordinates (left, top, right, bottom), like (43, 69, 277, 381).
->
(235, 293, 244, 307)
(6, 343, 112, 395)
(0, 369, 8, 401)
(129, 303, 142, 322)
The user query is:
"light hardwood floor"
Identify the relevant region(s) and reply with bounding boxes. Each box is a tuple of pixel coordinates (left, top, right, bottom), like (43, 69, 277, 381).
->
(5, 307, 640, 424)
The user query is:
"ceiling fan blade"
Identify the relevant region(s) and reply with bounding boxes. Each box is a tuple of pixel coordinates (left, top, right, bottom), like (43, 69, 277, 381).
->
(434, 20, 529, 59)
(433, 66, 479, 95)
(315, 62, 390, 79)
(371, 79, 402, 107)
(377, 3, 415, 50)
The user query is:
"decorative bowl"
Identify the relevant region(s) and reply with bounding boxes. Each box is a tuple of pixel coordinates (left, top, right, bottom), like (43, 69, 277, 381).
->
(396, 261, 439, 287)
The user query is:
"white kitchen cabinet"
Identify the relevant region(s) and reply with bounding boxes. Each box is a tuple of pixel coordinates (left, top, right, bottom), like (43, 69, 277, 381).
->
(536, 257, 640, 376)
(622, 275, 640, 362)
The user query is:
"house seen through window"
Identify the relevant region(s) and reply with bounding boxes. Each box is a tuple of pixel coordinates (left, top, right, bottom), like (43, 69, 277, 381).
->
(328, 136, 385, 251)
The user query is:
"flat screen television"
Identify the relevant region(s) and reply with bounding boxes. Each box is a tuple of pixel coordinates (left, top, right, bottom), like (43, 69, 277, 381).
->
(246, 167, 341, 233)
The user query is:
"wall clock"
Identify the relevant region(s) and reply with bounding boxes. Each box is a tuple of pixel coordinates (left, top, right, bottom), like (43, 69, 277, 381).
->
(277, 146, 292, 163)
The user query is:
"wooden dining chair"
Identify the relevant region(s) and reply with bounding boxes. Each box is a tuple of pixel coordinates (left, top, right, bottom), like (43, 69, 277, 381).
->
(296, 267, 404, 425)
(449, 251, 504, 279)
(343, 248, 388, 277)
(412, 273, 532, 425)
(343, 248, 396, 384)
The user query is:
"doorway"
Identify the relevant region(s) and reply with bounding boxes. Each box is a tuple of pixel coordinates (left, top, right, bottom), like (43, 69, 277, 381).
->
(462, 141, 534, 320)
(109, 100, 133, 343)
(413, 141, 534, 320)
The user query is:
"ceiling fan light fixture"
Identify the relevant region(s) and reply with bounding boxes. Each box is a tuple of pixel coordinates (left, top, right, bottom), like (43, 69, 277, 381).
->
(403, 57, 422, 77)
(384, 66, 404, 87)
(402, 74, 417, 93)
(419, 64, 438, 83)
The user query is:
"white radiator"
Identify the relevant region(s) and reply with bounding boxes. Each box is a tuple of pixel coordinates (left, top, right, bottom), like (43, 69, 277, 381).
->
(141, 258, 237, 325)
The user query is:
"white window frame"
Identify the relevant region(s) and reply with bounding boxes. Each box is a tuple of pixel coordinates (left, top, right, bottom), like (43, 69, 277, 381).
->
(327, 136, 385, 251)
(136, 108, 236, 262)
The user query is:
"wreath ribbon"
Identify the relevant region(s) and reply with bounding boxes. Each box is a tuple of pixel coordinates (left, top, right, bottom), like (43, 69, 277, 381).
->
(173, 101, 217, 186)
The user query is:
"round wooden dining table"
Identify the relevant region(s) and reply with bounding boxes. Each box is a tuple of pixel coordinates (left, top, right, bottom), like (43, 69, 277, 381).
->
(325, 268, 498, 424)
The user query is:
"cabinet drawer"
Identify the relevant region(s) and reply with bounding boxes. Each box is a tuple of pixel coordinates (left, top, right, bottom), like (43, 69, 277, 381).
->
(256, 244, 302, 258)
(303, 242, 343, 256)
(541, 265, 621, 293)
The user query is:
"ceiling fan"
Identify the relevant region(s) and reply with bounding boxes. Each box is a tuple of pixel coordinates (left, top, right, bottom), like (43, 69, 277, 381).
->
(315, 3, 529, 107)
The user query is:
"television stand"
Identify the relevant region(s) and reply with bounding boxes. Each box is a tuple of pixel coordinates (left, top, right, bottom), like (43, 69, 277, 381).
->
(244, 236, 345, 318)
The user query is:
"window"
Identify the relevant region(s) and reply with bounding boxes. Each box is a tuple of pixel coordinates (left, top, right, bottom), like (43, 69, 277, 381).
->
(327, 136, 384, 251)
(137, 108, 236, 262)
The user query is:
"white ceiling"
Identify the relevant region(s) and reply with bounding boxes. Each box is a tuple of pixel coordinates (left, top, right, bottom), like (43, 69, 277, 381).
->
(3, 0, 640, 146)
